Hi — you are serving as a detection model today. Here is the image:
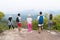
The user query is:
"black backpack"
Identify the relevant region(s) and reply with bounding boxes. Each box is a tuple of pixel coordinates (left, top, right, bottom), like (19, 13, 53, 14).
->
(16, 17, 19, 22)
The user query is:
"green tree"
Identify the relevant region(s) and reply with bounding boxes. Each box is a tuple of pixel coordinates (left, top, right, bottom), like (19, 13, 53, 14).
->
(53, 14, 60, 31)
(0, 11, 4, 20)
(44, 13, 48, 29)
(0, 12, 4, 33)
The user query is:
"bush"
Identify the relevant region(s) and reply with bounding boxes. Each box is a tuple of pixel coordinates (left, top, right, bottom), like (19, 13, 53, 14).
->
(0, 26, 3, 33)
(52, 15, 60, 31)
(32, 20, 38, 30)
(0, 21, 9, 33)
(44, 18, 48, 29)
(0, 11, 4, 20)
(22, 21, 27, 28)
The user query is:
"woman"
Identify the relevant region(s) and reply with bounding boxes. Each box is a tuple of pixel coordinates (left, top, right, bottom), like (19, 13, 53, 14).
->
(27, 14, 32, 32)
(8, 16, 14, 29)
(48, 14, 53, 30)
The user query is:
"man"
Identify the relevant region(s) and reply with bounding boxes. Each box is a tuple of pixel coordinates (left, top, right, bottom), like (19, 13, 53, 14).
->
(37, 12, 44, 33)
(16, 13, 22, 32)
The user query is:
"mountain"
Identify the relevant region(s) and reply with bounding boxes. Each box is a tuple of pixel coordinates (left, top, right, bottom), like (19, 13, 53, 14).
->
(3, 14, 37, 21)
(3, 10, 60, 20)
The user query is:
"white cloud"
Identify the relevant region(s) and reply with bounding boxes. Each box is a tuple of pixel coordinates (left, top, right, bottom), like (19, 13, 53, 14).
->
(0, 0, 60, 14)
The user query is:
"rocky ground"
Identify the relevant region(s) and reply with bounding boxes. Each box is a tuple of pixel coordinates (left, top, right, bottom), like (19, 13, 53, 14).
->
(0, 28, 60, 40)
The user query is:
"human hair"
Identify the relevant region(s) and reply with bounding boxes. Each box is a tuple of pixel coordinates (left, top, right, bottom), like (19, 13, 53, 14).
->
(18, 13, 20, 16)
(39, 11, 42, 15)
(49, 14, 53, 20)
(8, 17, 12, 22)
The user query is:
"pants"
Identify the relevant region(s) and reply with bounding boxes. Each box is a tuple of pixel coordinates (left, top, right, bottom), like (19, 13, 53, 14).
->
(8, 25, 14, 29)
(27, 23, 32, 32)
(48, 21, 53, 30)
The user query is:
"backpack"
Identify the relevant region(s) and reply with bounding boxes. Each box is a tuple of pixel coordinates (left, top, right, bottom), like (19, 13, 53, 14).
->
(16, 17, 19, 22)
(38, 16, 43, 24)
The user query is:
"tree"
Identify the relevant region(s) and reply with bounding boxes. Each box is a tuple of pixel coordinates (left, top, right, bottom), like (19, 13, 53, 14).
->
(0, 12, 4, 33)
(52, 14, 60, 30)
(44, 13, 48, 29)
(0, 12, 4, 20)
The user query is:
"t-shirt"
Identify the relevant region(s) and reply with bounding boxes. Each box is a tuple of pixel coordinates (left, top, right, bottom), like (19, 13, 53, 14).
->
(16, 16, 21, 23)
(37, 15, 44, 21)
(18, 16, 21, 22)
(37, 16, 40, 21)
(8, 20, 13, 25)
(27, 17, 32, 24)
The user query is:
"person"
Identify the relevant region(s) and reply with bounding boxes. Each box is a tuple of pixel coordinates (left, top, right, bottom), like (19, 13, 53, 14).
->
(27, 14, 32, 32)
(48, 14, 53, 31)
(37, 12, 44, 33)
(8, 16, 14, 29)
(16, 13, 22, 32)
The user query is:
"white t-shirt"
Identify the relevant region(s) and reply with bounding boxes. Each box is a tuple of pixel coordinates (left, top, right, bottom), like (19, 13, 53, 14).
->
(37, 15, 45, 21)
(18, 16, 21, 23)
(37, 16, 40, 21)
(27, 17, 32, 23)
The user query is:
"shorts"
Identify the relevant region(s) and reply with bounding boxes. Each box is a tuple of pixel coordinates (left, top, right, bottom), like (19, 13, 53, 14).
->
(38, 24, 43, 26)
(17, 23, 22, 27)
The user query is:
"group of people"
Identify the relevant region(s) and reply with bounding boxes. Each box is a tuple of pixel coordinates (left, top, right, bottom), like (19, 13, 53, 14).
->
(8, 11, 53, 33)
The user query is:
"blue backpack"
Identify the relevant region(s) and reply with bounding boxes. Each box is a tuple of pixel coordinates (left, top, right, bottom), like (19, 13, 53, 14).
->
(38, 16, 43, 24)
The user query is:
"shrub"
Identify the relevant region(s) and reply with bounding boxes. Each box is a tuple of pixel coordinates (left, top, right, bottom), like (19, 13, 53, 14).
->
(32, 20, 38, 30)
(0, 25, 3, 33)
(22, 21, 27, 28)
(44, 17, 48, 29)
(0, 21, 9, 33)
(52, 15, 60, 31)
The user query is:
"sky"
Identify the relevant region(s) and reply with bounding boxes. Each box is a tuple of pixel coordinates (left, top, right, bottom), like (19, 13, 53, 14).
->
(0, 0, 60, 14)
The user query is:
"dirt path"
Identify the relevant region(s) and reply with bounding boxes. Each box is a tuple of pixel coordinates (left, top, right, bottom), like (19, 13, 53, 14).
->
(0, 28, 60, 40)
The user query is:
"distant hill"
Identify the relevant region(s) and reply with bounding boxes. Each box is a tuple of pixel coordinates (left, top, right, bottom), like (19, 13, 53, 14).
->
(3, 10, 60, 20)
(3, 14, 37, 21)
